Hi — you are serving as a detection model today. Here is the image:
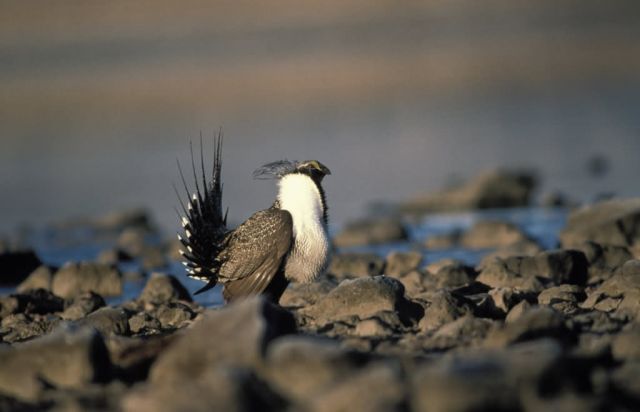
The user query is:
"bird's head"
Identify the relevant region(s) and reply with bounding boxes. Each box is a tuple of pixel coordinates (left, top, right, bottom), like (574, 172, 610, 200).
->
(253, 159, 331, 182)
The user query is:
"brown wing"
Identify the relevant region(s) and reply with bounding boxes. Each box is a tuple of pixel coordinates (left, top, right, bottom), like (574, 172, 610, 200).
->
(218, 208, 292, 302)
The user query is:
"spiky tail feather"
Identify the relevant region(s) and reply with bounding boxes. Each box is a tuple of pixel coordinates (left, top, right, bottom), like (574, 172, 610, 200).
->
(175, 131, 228, 294)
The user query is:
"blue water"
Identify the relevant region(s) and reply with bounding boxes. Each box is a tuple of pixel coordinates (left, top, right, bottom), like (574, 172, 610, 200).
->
(4, 207, 567, 306)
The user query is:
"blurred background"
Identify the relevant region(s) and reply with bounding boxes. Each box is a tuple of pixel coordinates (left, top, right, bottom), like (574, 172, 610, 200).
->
(2, 0, 640, 235)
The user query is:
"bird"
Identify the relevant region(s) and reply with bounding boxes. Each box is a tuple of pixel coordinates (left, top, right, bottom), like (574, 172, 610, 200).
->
(175, 134, 331, 304)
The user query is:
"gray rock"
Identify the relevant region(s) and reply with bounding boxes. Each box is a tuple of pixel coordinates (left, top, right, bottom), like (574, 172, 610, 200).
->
(16, 265, 55, 293)
(105, 334, 172, 383)
(485, 306, 570, 347)
(433, 262, 477, 288)
(353, 311, 404, 338)
(333, 218, 407, 247)
(402, 169, 536, 214)
(300, 276, 421, 326)
(139, 273, 192, 304)
(280, 278, 337, 308)
(155, 302, 195, 329)
(150, 297, 296, 383)
(0, 250, 42, 286)
(533, 249, 589, 285)
(327, 253, 385, 279)
(460, 220, 531, 249)
(264, 335, 369, 402)
(488, 287, 529, 315)
(52, 262, 123, 299)
(560, 198, 640, 248)
(505, 300, 532, 324)
(384, 251, 422, 277)
(60, 292, 106, 321)
(76, 307, 130, 336)
(307, 361, 406, 412)
(394, 270, 432, 297)
(478, 239, 543, 265)
(0, 313, 60, 343)
(428, 315, 495, 349)
(0, 326, 110, 401)
(128, 312, 162, 334)
(419, 290, 476, 332)
(424, 230, 461, 249)
(574, 241, 632, 283)
(0, 289, 64, 317)
(123, 366, 285, 412)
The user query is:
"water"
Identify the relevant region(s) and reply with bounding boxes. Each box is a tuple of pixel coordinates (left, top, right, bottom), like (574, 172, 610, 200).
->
(5, 207, 567, 306)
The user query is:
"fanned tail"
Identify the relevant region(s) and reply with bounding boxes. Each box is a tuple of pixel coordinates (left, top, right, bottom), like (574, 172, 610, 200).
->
(175, 131, 228, 294)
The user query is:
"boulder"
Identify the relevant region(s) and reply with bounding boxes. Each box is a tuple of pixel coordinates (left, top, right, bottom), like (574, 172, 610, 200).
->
(581, 260, 640, 319)
(333, 218, 407, 247)
(60, 292, 106, 321)
(433, 262, 477, 288)
(52, 262, 123, 299)
(327, 253, 385, 279)
(306, 361, 406, 412)
(428, 315, 495, 349)
(75, 307, 130, 336)
(485, 306, 571, 348)
(401, 169, 536, 214)
(0, 250, 42, 286)
(533, 250, 588, 285)
(155, 302, 195, 329)
(16, 265, 55, 293)
(150, 297, 296, 383)
(128, 312, 162, 334)
(280, 278, 337, 308)
(0, 326, 110, 401)
(0, 313, 61, 343)
(418, 290, 476, 332)
(460, 220, 531, 249)
(476, 257, 546, 292)
(139, 273, 192, 304)
(0, 289, 64, 317)
(264, 335, 369, 402)
(573, 241, 632, 283)
(560, 198, 640, 248)
(537, 284, 585, 315)
(384, 251, 422, 277)
(300, 276, 422, 326)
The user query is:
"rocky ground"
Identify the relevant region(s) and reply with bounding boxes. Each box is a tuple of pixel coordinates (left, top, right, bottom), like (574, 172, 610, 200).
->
(1, 188, 640, 411)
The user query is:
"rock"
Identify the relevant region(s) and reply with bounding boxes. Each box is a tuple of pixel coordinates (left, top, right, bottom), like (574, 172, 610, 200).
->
(384, 251, 422, 277)
(106, 335, 173, 383)
(419, 290, 476, 332)
(94, 208, 156, 233)
(401, 169, 536, 214)
(96, 248, 133, 265)
(333, 218, 408, 247)
(155, 302, 195, 329)
(611, 328, 640, 361)
(0, 250, 42, 285)
(150, 297, 296, 383)
(560, 198, 640, 248)
(300, 276, 422, 326)
(140, 246, 168, 270)
(60, 292, 106, 321)
(16, 265, 55, 292)
(76, 307, 130, 336)
(610, 362, 640, 398)
(117, 227, 149, 257)
(424, 230, 461, 249)
(307, 361, 405, 412)
(52, 262, 123, 299)
(433, 262, 477, 288)
(327, 253, 385, 279)
(581, 262, 640, 319)
(123, 366, 285, 412)
(128, 312, 162, 334)
(394, 270, 432, 297)
(488, 287, 529, 315)
(476, 256, 545, 292)
(505, 300, 532, 324)
(485, 306, 571, 347)
(537, 284, 585, 315)
(460, 220, 531, 249)
(428, 315, 495, 349)
(0, 313, 60, 343)
(280, 278, 337, 308)
(139, 273, 192, 304)
(264, 335, 369, 402)
(573, 241, 632, 282)
(353, 312, 403, 338)
(0, 289, 64, 318)
(479, 239, 543, 264)
(533, 249, 588, 285)
(0, 326, 110, 401)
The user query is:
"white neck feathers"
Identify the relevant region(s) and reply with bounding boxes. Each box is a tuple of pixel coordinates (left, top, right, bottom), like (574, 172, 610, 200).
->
(277, 174, 324, 233)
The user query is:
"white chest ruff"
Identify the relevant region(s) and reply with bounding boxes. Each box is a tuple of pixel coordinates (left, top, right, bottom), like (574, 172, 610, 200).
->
(277, 174, 330, 283)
